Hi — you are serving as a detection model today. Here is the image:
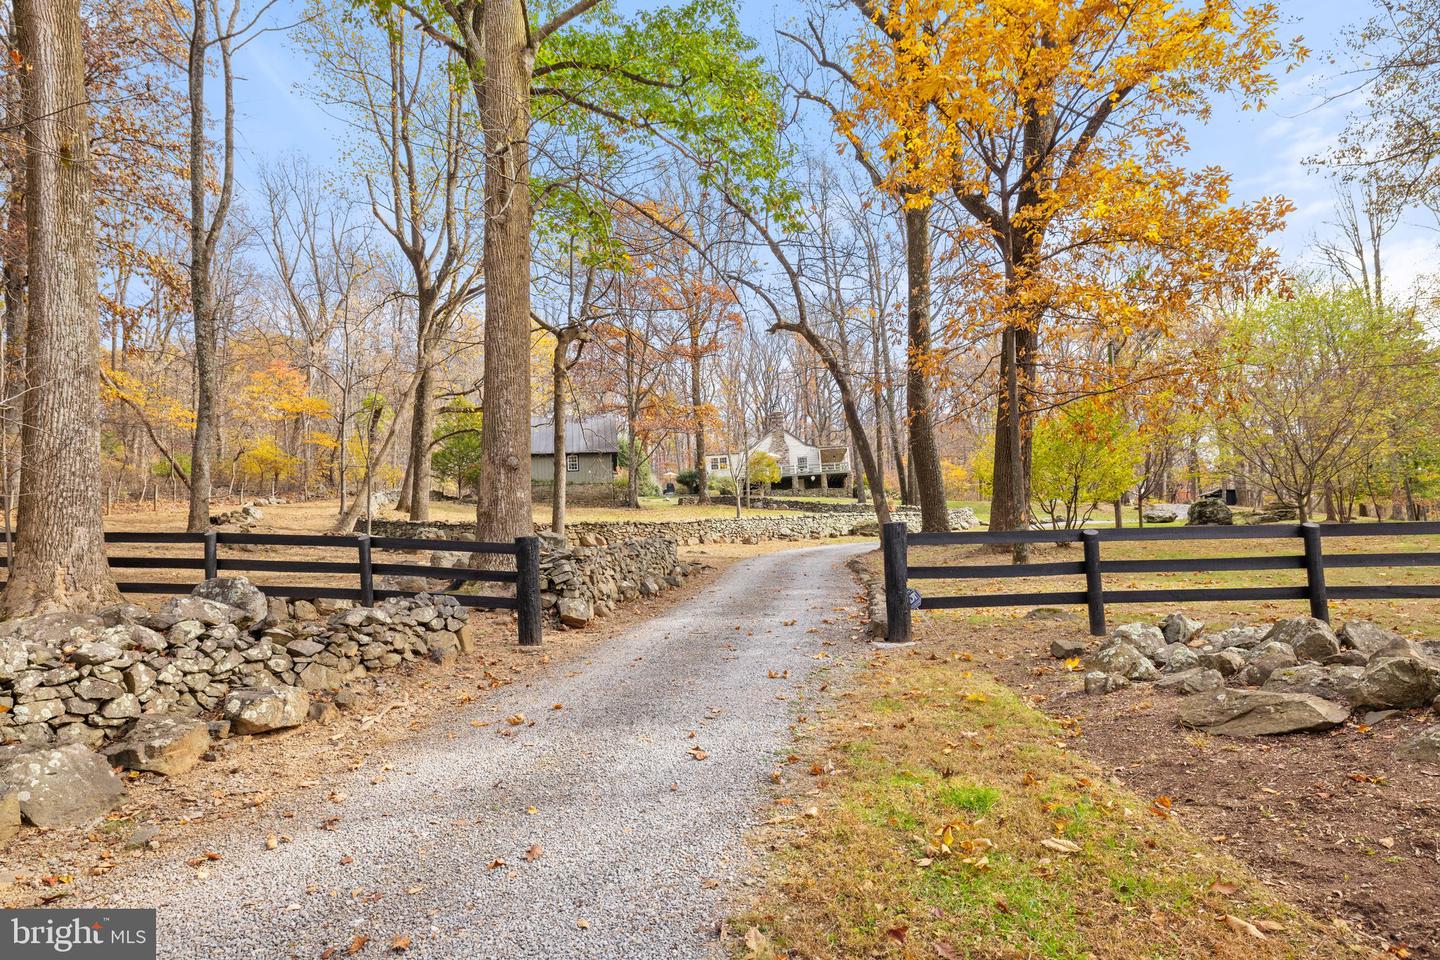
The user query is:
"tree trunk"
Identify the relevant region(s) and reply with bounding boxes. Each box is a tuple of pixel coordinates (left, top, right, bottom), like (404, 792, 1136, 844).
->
(406, 359, 435, 522)
(990, 324, 1036, 564)
(550, 334, 569, 539)
(472, 0, 535, 542)
(184, 0, 215, 533)
(902, 205, 947, 531)
(2, 0, 120, 616)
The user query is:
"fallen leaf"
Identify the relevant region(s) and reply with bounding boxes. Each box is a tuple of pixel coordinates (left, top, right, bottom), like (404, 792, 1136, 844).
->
(1224, 915, 1267, 940)
(346, 934, 370, 955)
(506, 713, 526, 726)
(576, 918, 590, 930)
(525, 843, 544, 862)
(1040, 838, 1080, 854)
(689, 747, 709, 761)
(388, 935, 411, 953)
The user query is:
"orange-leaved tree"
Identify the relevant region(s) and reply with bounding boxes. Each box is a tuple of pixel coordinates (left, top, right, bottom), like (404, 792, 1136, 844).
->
(844, 0, 1296, 554)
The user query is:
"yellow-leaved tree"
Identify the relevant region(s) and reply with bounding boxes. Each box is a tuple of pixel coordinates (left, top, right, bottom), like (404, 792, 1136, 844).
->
(844, 0, 1298, 555)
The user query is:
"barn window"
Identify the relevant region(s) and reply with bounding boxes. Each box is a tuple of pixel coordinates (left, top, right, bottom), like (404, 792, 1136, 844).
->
(566, 453, 579, 472)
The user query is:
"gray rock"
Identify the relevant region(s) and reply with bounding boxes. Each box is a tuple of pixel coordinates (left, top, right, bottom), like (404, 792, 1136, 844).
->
(0, 637, 28, 681)
(151, 595, 247, 630)
(1025, 607, 1078, 622)
(71, 640, 124, 666)
(99, 694, 141, 720)
(1198, 647, 1247, 677)
(1086, 641, 1159, 681)
(1350, 655, 1440, 710)
(167, 620, 207, 646)
(1161, 612, 1204, 645)
(1205, 625, 1267, 651)
(1186, 498, 1233, 525)
(1141, 504, 1183, 523)
(0, 744, 126, 828)
(292, 600, 320, 621)
(1154, 643, 1200, 673)
(1156, 668, 1225, 695)
(1049, 637, 1089, 660)
(1397, 725, 1440, 764)
(222, 686, 309, 735)
(1235, 641, 1299, 687)
(107, 717, 209, 776)
(1263, 663, 1364, 702)
(1109, 623, 1165, 658)
(297, 661, 347, 691)
(75, 677, 124, 701)
(192, 577, 270, 629)
(285, 638, 326, 658)
(1083, 671, 1130, 695)
(1178, 688, 1349, 736)
(557, 597, 593, 628)
(1338, 621, 1408, 659)
(1264, 618, 1341, 662)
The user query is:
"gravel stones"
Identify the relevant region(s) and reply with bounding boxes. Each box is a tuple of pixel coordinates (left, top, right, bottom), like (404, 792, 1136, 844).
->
(0, 744, 126, 828)
(222, 686, 309, 735)
(1178, 688, 1350, 736)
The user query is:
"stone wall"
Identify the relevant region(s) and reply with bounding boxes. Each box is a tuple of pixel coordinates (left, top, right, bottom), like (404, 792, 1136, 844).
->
(371, 506, 977, 548)
(0, 578, 472, 752)
(539, 536, 695, 628)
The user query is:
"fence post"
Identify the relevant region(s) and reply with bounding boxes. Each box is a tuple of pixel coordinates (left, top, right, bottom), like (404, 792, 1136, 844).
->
(1080, 529, 1106, 636)
(1301, 521, 1329, 623)
(203, 530, 218, 580)
(357, 534, 375, 607)
(881, 521, 911, 644)
(515, 535, 542, 647)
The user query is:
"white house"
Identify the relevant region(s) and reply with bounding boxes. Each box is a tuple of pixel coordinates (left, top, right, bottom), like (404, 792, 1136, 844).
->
(708, 412, 851, 492)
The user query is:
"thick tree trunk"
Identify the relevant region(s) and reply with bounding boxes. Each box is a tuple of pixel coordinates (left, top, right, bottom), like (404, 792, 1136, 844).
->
(405, 358, 435, 523)
(3, 0, 119, 616)
(903, 205, 948, 531)
(473, 0, 534, 542)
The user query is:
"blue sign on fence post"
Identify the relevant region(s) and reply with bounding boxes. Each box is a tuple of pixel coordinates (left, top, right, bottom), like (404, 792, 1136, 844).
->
(905, 587, 921, 610)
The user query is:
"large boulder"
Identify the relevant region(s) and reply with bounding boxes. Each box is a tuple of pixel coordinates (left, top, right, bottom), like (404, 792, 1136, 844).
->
(1086, 641, 1159, 681)
(1141, 505, 1183, 524)
(1178, 688, 1349, 736)
(0, 744, 125, 828)
(1109, 623, 1166, 658)
(1155, 644, 1201, 673)
(1198, 647, 1247, 677)
(107, 718, 210, 776)
(1350, 655, 1440, 710)
(1161, 612, 1204, 646)
(1263, 663, 1364, 702)
(222, 686, 309, 735)
(191, 577, 269, 629)
(1264, 618, 1341, 662)
(0, 789, 18, 843)
(0, 636, 27, 682)
(1186, 498, 1233, 525)
(1338, 621, 1409, 660)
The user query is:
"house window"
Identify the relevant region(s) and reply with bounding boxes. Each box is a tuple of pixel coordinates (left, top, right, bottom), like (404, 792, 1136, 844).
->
(796, 455, 809, 472)
(709, 456, 729, 471)
(566, 453, 579, 472)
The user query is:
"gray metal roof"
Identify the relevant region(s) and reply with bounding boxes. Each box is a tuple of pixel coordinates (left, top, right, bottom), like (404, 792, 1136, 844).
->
(530, 416, 620, 456)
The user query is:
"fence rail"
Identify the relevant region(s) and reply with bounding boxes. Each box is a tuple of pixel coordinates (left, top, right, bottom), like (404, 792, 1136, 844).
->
(0, 531, 542, 646)
(881, 520, 1440, 643)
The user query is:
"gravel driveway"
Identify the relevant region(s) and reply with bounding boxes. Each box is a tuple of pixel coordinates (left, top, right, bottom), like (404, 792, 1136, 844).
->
(76, 541, 867, 959)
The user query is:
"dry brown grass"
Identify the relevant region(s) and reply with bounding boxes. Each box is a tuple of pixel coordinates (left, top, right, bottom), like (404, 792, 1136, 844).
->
(736, 646, 1375, 959)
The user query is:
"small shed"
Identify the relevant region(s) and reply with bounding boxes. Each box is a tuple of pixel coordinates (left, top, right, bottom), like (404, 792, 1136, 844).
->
(530, 416, 620, 486)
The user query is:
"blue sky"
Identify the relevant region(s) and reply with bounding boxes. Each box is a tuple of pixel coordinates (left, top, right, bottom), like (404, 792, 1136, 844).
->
(230, 1, 1426, 287)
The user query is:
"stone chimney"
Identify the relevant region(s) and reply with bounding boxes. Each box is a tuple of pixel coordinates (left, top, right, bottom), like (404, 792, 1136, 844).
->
(763, 410, 785, 435)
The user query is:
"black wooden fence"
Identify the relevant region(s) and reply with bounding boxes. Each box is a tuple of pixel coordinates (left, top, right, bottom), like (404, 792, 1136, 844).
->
(881, 520, 1440, 643)
(0, 531, 543, 646)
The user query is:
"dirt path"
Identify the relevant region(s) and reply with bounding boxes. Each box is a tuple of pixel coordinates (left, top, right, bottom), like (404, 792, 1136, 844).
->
(67, 543, 869, 960)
